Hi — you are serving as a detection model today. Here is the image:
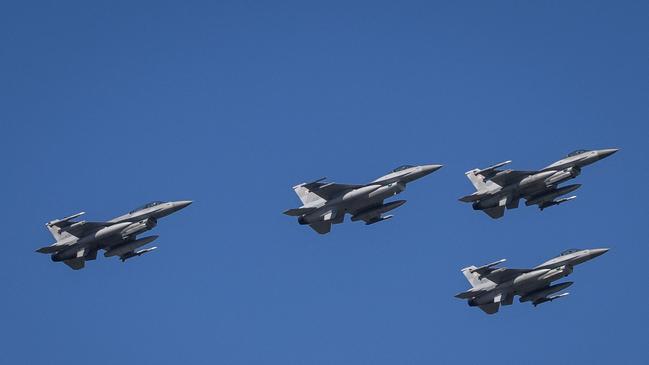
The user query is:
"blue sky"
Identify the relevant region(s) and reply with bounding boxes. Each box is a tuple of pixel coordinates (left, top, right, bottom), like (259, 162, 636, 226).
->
(1, 1, 647, 363)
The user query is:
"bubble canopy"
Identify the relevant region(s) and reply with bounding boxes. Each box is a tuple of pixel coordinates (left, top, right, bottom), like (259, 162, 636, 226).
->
(560, 248, 582, 256)
(130, 201, 164, 213)
(392, 165, 414, 172)
(566, 149, 590, 157)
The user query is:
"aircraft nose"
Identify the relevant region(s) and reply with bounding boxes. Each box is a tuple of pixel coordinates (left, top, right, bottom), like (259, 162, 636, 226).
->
(421, 164, 443, 174)
(174, 200, 193, 210)
(589, 248, 609, 258)
(597, 148, 619, 159)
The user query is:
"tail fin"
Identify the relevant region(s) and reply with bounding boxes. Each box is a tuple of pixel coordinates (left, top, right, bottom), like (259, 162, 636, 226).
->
(461, 266, 485, 288)
(46, 222, 81, 243)
(45, 212, 85, 242)
(46, 224, 67, 241)
(293, 185, 325, 205)
(465, 170, 500, 193)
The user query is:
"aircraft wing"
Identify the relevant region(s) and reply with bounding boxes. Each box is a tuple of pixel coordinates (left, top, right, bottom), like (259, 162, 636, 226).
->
(47, 212, 118, 237)
(470, 260, 532, 284)
(302, 181, 365, 201)
(483, 268, 533, 284)
(488, 170, 537, 187)
(68, 222, 116, 236)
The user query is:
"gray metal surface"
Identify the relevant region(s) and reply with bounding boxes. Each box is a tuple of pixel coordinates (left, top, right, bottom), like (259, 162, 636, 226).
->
(455, 248, 608, 314)
(459, 149, 618, 218)
(36, 200, 192, 270)
(284, 164, 442, 234)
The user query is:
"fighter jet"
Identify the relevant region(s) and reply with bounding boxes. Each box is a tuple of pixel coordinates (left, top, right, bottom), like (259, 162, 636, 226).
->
(459, 149, 618, 218)
(284, 164, 443, 234)
(455, 248, 608, 314)
(36, 200, 192, 270)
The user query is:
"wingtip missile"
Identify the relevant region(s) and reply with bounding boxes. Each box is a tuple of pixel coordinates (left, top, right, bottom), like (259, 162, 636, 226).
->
(46, 212, 86, 226)
(470, 160, 512, 175)
(465, 259, 506, 273)
(293, 177, 327, 189)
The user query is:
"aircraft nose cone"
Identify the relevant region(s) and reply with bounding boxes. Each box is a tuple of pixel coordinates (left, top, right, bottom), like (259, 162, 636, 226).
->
(590, 248, 609, 258)
(421, 164, 443, 174)
(597, 148, 619, 159)
(174, 200, 193, 210)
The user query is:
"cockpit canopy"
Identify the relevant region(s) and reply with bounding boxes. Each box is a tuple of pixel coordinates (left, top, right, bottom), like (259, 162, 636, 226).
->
(392, 165, 414, 172)
(566, 149, 590, 157)
(130, 201, 165, 213)
(560, 248, 582, 256)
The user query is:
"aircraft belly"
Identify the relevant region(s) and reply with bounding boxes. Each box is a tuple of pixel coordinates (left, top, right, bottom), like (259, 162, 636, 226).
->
(513, 280, 550, 296)
(348, 198, 383, 213)
(101, 236, 129, 250)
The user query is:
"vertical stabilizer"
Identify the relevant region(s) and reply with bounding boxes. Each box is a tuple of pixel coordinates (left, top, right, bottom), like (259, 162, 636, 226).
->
(461, 266, 484, 288)
(293, 185, 325, 205)
(465, 170, 501, 193)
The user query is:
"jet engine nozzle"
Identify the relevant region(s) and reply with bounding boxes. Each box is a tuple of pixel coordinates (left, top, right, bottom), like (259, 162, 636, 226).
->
(51, 247, 82, 262)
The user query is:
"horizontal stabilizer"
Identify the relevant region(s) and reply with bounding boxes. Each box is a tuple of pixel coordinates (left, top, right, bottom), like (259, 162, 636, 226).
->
(454, 289, 486, 299)
(479, 302, 500, 315)
(36, 246, 57, 254)
(36, 243, 69, 254)
(458, 193, 484, 203)
(63, 258, 85, 270)
(283, 207, 317, 216)
(483, 206, 505, 219)
(309, 221, 332, 234)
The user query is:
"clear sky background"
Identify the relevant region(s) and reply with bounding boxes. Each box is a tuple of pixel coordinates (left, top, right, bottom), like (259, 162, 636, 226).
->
(1, 1, 647, 364)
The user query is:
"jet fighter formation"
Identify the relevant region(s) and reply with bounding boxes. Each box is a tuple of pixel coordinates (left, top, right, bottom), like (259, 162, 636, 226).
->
(459, 149, 618, 218)
(36, 200, 192, 270)
(455, 248, 609, 314)
(284, 164, 442, 234)
(35, 148, 617, 315)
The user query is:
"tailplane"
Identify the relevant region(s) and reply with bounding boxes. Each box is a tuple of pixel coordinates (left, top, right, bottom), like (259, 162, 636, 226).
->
(479, 302, 500, 314)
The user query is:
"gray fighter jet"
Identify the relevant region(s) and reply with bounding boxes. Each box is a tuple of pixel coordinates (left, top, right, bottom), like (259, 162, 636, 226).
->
(36, 200, 192, 270)
(455, 248, 608, 314)
(459, 149, 618, 218)
(284, 164, 442, 234)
